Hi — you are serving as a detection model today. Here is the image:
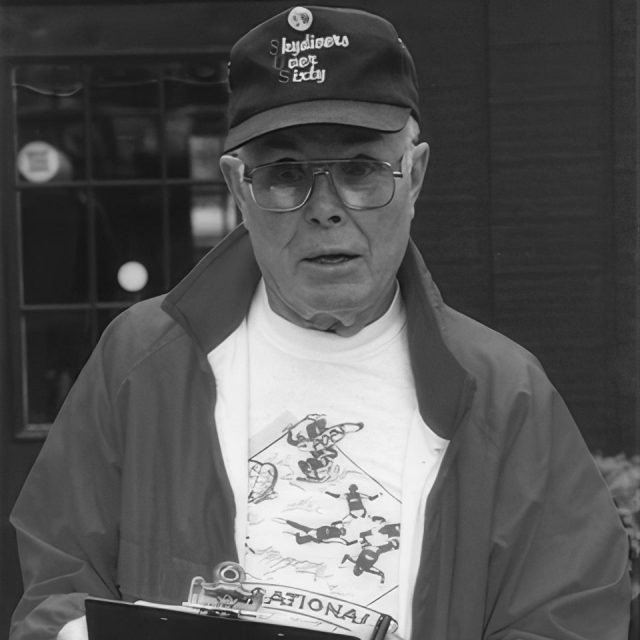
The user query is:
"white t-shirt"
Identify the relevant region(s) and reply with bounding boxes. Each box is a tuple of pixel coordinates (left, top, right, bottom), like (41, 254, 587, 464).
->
(208, 281, 448, 638)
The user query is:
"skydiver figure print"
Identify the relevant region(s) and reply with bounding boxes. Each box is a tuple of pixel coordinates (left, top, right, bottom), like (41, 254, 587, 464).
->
(283, 519, 358, 546)
(341, 539, 400, 583)
(285, 414, 364, 482)
(325, 484, 380, 519)
(359, 516, 401, 546)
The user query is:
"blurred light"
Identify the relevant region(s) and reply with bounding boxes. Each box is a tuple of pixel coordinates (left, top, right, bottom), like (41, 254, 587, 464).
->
(117, 261, 148, 292)
(17, 141, 72, 182)
(190, 192, 236, 248)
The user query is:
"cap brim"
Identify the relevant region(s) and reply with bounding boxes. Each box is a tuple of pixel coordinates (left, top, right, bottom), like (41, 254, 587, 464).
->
(223, 100, 412, 152)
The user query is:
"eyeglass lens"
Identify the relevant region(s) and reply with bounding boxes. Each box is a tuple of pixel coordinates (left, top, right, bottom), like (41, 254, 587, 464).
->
(249, 160, 396, 211)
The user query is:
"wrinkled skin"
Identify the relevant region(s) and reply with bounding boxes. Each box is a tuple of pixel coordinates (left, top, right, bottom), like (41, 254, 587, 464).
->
(221, 122, 429, 337)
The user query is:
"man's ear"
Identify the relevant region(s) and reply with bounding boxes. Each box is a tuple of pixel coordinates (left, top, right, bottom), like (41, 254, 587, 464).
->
(409, 142, 430, 206)
(220, 154, 249, 213)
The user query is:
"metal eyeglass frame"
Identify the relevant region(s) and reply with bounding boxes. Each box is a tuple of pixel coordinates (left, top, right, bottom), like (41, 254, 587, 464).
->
(242, 157, 405, 213)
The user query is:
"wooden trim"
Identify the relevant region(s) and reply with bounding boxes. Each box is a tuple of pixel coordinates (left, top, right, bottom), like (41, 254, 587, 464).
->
(0, 60, 23, 441)
(636, 0, 640, 454)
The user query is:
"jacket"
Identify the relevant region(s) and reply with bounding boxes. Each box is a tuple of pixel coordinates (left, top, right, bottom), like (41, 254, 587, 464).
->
(10, 225, 631, 639)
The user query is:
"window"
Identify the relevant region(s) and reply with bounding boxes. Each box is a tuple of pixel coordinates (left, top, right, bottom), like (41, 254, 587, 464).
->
(10, 58, 236, 438)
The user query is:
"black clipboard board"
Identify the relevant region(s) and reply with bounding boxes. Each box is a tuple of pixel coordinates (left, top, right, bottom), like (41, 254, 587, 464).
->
(85, 598, 391, 640)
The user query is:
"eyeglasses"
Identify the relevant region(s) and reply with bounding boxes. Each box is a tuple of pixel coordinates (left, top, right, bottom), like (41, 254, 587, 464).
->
(242, 157, 404, 213)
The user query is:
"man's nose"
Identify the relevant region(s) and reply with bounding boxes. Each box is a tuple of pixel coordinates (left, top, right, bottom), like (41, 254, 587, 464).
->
(303, 170, 346, 226)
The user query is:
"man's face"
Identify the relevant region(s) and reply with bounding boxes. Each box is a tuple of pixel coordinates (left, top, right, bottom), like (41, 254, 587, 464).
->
(221, 123, 429, 336)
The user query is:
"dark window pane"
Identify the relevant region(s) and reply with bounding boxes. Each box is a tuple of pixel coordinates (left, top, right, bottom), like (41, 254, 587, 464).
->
(164, 61, 228, 110)
(168, 185, 237, 284)
(14, 65, 86, 182)
(182, 131, 224, 182)
(24, 311, 92, 425)
(21, 189, 89, 304)
(95, 187, 165, 301)
(164, 61, 228, 179)
(91, 66, 161, 179)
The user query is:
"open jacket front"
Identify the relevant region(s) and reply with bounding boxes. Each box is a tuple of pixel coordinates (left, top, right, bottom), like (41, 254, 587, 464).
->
(10, 225, 631, 640)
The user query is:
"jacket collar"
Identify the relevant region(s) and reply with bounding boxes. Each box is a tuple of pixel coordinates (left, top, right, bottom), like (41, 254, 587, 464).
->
(162, 224, 474, 440)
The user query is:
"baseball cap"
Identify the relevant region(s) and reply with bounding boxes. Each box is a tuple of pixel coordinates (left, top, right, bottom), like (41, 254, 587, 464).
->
(223, 5, 420, 152)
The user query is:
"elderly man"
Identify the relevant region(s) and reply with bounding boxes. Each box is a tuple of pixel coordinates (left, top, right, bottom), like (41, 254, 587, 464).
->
(9, 6, 631, 640)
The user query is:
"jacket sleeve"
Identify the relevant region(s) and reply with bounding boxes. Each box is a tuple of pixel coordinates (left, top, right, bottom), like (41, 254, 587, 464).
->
(9, 328, 124, 640)
(483, 364, 632, 640)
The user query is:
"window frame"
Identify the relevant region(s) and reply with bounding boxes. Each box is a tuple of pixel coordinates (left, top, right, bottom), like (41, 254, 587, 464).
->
(6, 54, 236, 438)
(0, 0, 269, 438)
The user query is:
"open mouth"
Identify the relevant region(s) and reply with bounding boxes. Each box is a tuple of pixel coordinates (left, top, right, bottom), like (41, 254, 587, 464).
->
(304, 254, 357, 265)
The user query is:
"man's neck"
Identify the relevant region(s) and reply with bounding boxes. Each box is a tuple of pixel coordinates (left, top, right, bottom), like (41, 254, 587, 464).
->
(264, 282, 398, 338)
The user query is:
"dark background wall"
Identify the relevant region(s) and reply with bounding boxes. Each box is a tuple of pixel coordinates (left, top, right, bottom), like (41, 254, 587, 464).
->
(0, 0, 638, 637)
(409, 0, 637, 456)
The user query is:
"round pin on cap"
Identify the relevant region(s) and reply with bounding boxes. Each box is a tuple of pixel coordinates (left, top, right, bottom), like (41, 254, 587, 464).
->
(288, 6, 313, 31)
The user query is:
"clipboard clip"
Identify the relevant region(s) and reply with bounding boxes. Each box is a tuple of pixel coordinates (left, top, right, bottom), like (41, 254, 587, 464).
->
(183, 561, 395, 640)
(184, 561, 265, 615)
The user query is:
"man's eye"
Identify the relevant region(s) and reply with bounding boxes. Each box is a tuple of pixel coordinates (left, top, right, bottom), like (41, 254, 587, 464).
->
(339, 161, 376, 178)
(273, 165, 307, 183)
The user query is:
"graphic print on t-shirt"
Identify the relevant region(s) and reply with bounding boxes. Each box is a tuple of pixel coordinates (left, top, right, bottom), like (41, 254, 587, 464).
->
(245, 410, 401, 633)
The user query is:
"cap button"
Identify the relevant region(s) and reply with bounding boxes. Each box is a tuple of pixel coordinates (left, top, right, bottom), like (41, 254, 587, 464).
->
(288, 6, 313, 31)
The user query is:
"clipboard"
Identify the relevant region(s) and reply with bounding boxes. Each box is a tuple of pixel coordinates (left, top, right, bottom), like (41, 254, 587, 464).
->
(85, 597, 391, 640)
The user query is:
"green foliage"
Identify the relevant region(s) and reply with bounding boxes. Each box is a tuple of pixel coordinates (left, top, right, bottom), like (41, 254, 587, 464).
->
(594, 453, 640, 598)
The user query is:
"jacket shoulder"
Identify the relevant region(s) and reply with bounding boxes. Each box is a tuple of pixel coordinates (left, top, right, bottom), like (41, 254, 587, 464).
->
(438, 304, 560, 439)
(441, 305, 544, 382)
(95, 295, 191, 384)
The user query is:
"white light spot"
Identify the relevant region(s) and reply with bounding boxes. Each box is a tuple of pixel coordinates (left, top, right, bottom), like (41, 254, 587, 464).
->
(17, 141, 67, 183)
(117, 261, 148, 292)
